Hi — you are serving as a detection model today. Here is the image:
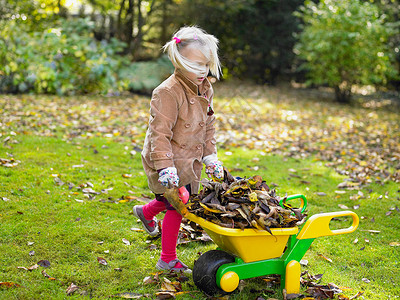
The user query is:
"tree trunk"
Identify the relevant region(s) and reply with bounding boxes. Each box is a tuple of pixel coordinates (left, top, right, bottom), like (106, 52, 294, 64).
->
(126, 0, 135, 53)
(131, 0, 143, 55)
(334, 86, 352, 104)
(161, 0, 168, 44)
(117, 0, 126, 40)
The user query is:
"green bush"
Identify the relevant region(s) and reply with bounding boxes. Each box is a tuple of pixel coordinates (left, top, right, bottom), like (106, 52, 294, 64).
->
(118, 55, 174, 94)
(294, 0, 398, 103)
(0, 17, 174, 95)
(0, 18, 125, 95)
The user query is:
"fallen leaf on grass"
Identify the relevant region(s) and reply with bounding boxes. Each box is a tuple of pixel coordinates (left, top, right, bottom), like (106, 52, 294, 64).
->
(82, 188, 98, 194)
(305, 287, 334, 299)
(155, 291, 175, 299)
(17, 264, 39, 271)
(0, 281, 22, 288)
(110, 292, 146, 298)
(338, 204, 349, 209)
(318, 253, 333, 263)
(130, 227, 144, 232)
(361, 278, 371, 283)
(37, 260, 51, 268)
(42, 270, 56, 280)
(122, 238, 131, 246)
(350, 291, 364, 299)
(66, 282, 79, 295)
(361, 230, 380, 234)
(122, 174, 132, 178)
(97, 257, 108, 266)
(143, 276, 157, 285)
(148, 244, 157, 250)
(161, 277, 182, 293)
(300, 259, 309, 266)
(0, 157, 20, 168)
(389, 242, 400, 246)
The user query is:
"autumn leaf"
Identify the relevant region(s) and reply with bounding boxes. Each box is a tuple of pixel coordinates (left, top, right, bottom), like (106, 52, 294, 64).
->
(110, 292, 145, 298)
(37, 260, 51, 268)
(66, 283, 79, 296)
(41, 270, 56, 280)
(0, 281, 21, 288)
(97, 257, 108, 266)
(317, 253, 333, 263)
(17, 264, 39, 271)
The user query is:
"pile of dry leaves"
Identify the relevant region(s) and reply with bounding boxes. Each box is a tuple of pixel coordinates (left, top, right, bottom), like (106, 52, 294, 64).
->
(187, 168, 306, 233)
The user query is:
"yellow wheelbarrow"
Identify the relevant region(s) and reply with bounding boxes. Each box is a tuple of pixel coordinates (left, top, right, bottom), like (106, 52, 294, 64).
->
(182, 194, 359, 296)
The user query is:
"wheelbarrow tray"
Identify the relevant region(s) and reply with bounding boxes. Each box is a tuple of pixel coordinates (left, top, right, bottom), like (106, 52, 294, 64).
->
(186, 212, 298, 263)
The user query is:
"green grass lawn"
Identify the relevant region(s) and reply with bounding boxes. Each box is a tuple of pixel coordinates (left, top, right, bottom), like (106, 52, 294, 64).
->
(1, 83, 399, 299)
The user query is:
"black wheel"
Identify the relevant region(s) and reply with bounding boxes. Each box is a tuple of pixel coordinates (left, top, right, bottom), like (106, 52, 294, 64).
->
(193, 250, 235, 296)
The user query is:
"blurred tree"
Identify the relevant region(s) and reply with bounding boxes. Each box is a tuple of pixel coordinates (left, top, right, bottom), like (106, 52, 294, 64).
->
(84, 0, 159, 58)
(176, 0, 303, 84)
(294, 0, 398, 103)
(368, 0, 400, 91)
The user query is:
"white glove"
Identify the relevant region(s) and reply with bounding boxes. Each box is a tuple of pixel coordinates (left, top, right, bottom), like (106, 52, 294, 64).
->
(203, 154, 224, 180)
(158, 167, 179, 187)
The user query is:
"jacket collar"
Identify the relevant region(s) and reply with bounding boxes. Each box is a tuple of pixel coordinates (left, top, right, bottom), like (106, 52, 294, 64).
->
(174, 69, 211, 96)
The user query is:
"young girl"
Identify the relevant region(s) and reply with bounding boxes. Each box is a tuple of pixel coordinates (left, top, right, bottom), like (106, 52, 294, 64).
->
(133, 26, 224, 273)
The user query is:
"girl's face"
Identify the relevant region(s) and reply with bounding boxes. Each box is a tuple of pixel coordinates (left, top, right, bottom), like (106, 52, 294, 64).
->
(179, 46, 210, 86)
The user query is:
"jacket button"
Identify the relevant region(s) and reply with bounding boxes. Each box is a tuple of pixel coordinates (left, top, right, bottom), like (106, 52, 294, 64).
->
(185, 123, 191, 128)
(166, 153, 172, 158)
(211, 140, 216, 145)
(189, 99, 195, 104)
(196, 144, 202, 150)
(181, 144, 186, 149)
(199, 121, 205, 127)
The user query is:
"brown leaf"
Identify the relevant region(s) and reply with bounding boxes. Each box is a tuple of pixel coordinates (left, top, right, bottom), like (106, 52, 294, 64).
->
(0, 281, 21, 288)
(317, 254, 333, 263)
(97, 257, 108, 266)
(155, 291, 175, 299)
(66, 283, 79, 295)
(110, 292, 145, 298)
(37, 260, 51, 268)
(41, 270, 56, 280)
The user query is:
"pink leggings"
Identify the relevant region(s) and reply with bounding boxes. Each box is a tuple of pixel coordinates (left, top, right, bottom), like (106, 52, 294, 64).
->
(142, 199, 182, 263)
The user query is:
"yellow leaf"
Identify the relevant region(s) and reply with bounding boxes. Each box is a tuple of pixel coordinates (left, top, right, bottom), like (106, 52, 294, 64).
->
(199, 202, 222, 213)
(249, 192, 258, 202)
(389, 242, 400, 247)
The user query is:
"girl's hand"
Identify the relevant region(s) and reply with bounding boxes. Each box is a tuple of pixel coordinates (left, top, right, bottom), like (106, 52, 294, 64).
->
(158, 167, 179, 187)
(205, 161, 224, 180)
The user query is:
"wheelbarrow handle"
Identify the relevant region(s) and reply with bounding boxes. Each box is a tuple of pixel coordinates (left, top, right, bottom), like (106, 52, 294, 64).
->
(297, 210, 359, 240)
(280, 194, 307, 213)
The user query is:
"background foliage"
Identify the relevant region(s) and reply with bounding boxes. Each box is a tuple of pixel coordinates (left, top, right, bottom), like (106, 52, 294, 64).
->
(0, 0, 399, 100)
(294, 0, 398, 103)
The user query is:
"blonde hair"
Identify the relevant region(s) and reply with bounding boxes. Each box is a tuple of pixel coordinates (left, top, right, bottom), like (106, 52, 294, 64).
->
(162, 26, 222, 80)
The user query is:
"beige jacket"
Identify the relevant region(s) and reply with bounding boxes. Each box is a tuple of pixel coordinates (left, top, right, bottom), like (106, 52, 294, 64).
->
(141, 69, 217, 194)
